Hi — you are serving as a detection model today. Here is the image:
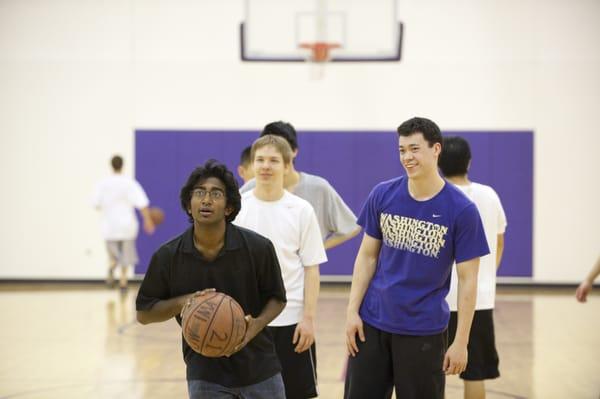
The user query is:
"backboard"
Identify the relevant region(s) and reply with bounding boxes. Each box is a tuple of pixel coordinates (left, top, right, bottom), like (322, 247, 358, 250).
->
(240, 0, 403, 62)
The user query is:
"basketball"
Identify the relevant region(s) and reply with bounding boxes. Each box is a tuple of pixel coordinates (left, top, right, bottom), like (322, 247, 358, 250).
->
(181, 292, 247, 357)
(149, 207, 165, 225)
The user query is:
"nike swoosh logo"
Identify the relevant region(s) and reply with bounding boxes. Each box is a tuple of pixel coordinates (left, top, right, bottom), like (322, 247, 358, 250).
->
(432, 214, 442, 218)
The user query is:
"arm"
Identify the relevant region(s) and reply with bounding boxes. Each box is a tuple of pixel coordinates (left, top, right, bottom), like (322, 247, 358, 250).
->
(231, 296, 286, 354)
(139, 206, 156, 235)
(323, 182, 361, 250)
(576, 255, 600, 303)
(444, 257, 479, 375)
(136, 288, 215, 325)
(496, 234, 505, 270)
(293, 265, 320, 353)
(324, 227, 361, 250)
(345, 233, 381, 356)
(230, 236, 287, 354)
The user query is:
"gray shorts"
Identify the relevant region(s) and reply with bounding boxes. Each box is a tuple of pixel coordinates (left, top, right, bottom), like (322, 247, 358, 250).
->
(106, 240, 138, 267)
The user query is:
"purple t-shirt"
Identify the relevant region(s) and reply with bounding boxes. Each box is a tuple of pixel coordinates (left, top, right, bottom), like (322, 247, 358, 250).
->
(358, 176, 490, 335)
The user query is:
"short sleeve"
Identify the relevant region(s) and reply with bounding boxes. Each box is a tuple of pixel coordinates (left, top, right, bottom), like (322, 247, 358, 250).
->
(494, 191, 507, 234)
(130, 180, 150, 209)
(256, 239, 287, 305)
(357, 185, 383, 240)
(136, 246, 171, 311)
(324, 182, 359, 237)
(239, 179, 256, 194)
(299, 206, 328, 267)
(454, 203, 491, 263)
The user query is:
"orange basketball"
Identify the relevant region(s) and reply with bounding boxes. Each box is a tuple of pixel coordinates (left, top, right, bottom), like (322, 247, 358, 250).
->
(149, 207, 165, 225)
(181, 292, 247, 357)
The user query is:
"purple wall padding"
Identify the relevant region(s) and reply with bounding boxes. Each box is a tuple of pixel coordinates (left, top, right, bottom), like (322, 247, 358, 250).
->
(135, 130, 533, 278)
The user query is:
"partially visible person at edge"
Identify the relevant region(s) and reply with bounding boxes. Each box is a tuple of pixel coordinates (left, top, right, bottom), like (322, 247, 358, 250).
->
(576, 255, 600, 303)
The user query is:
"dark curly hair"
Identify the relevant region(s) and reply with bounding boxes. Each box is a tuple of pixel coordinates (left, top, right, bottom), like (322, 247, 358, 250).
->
(179, 159, 241, 223)
(397, 117, 443, 148)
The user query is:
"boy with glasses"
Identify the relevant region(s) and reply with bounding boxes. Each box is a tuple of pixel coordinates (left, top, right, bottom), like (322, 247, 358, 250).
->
(136, 160, 287, 399)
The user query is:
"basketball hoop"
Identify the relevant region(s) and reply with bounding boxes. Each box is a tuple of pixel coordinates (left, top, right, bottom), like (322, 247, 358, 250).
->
(299, 42, 341, 63)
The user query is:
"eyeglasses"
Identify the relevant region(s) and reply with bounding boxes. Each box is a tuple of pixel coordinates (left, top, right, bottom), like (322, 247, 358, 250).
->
(190, 189, 225, 200)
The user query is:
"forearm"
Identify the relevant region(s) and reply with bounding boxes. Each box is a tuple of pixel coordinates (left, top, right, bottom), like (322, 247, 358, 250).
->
(137, 295, 187, 325)
(454, 268, 478, 346)
(140, 206, 152, 222)
(302, 266, 320, 319)
(347, 254, 377, 314)
(324, 227, 361, 250)
(585, 256, 600, 284)
(253, 297, 286, 330)
(496, 234, 505, 270)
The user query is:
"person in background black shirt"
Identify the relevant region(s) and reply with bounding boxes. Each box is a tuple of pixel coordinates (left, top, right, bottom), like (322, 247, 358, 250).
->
(136, 159, 287, 399)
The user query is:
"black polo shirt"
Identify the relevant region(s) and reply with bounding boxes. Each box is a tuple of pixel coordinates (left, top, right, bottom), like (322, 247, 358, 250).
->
(136, 223, 287, 387)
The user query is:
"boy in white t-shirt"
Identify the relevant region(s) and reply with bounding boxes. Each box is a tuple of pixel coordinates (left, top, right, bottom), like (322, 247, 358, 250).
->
(439, 137, 507, 399)
(234, 135, 327, 399)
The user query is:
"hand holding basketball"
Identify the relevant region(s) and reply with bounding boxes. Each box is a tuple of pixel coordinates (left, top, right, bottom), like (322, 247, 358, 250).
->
(180, 288, 216, 318)
(229, 314, 269, 356)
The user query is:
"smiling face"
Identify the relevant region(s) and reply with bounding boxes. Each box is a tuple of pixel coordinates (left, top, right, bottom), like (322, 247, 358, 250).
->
(252, 144, 290, 189)
(187, 177, 232, 226)
(398, 132, 442, 180)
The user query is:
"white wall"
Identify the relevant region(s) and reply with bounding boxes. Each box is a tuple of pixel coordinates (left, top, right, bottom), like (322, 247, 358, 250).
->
(1, 0, 598, 282)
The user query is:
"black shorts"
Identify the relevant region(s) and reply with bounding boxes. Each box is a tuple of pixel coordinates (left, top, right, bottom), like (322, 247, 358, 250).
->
(268, 325, 318, 399)
(448, 309, 500, 381)
(344, 322, 447, 399)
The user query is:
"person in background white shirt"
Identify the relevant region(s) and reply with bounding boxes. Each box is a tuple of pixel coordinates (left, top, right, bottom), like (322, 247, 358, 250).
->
(439, 136, 507, 399)
(92, 155, 155, 291)
(234, 135, 327, 399)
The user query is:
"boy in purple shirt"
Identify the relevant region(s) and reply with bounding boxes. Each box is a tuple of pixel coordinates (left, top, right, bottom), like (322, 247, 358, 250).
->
(344, 117, 489, 399)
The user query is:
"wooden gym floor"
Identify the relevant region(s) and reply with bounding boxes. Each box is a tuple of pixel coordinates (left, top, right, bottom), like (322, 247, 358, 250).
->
(0, 283, 599, 399)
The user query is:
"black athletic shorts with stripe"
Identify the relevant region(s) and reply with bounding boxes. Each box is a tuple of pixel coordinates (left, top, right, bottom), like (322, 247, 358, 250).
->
(448, 309, 500, 381)
(268, 324, 318, 399)
(344, 322, 447, 399)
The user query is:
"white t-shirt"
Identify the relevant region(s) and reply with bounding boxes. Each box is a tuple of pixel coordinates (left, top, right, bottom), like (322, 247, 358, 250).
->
(233, 190, 328, 326)
(91, 174, 150, 241)
(446, 182, 507, 310)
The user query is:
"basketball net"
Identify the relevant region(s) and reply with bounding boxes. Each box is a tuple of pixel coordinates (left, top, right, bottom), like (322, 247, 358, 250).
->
(299, 42, 341, 63)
